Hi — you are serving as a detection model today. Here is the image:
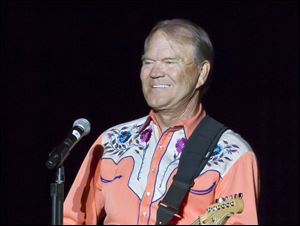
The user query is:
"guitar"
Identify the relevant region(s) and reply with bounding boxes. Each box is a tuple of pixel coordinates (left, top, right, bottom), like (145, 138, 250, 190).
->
(191, 193, 244, 225)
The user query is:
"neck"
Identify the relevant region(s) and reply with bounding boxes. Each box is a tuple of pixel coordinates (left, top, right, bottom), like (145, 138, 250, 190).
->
(154, 96, 200, 132)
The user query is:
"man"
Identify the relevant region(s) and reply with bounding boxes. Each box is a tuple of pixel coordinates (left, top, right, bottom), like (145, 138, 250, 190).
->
(63, 19, 259, 225)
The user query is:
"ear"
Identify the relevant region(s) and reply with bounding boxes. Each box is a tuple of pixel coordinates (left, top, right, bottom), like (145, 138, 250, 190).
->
(196, 60, 211, 89)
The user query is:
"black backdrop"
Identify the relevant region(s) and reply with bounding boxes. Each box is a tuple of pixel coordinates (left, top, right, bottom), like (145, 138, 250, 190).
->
(1, 1, 299, 225)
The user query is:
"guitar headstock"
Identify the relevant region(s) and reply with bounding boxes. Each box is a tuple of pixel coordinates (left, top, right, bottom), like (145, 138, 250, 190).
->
(192, 193, 244, 225)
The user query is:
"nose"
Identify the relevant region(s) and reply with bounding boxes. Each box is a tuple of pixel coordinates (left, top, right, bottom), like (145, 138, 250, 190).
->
(150, 62, 165, 78)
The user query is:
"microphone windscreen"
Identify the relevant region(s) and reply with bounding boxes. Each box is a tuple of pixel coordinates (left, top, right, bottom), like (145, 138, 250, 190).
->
(73, 118, 91, 136)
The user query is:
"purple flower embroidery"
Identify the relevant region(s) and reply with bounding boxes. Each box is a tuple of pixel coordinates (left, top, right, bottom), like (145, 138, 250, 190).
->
(140, 128, 152, 143)
(107, 132, 114, 139)
(175, 138, 187, 153)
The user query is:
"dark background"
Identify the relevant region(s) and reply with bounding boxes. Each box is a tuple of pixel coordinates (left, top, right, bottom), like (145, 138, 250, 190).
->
(1, 1, 299, 225)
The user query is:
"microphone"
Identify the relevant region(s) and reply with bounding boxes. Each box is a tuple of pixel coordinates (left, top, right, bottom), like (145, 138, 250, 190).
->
(46, 118, 91, 169)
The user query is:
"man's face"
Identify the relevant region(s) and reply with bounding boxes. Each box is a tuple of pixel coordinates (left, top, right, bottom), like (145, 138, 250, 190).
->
(140, 31, 201, 112)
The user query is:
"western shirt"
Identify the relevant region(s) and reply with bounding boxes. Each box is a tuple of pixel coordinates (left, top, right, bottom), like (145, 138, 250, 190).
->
(63, 104, 259, 224)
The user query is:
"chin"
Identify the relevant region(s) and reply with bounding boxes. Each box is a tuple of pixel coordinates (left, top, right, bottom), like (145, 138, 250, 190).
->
(144, 94, 171, 110)
(147, 102, 169, 111)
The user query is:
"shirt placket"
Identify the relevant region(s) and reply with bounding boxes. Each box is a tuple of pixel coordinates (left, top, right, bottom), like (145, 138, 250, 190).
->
(138, 128, 174, 225)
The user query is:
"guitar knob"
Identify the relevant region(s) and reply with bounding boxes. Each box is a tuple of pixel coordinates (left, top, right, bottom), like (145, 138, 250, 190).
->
(216, 197, 225, 203)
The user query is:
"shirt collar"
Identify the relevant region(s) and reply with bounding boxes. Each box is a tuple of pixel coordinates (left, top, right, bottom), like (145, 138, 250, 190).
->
(138, 104, 206, 138)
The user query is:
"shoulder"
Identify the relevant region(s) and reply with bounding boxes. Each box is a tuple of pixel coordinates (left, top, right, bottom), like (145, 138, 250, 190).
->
(100, 115, 149, 146)
(104, 115, 148, 133)
(202, 129, 255, 177)
(218, 129, 252, 153)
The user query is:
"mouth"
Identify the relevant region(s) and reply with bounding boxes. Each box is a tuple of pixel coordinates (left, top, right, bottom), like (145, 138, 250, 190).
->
(151, 84, 171, 88)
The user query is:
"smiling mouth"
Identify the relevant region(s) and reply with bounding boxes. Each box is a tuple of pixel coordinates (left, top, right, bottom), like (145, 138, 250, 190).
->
(151, 84, 171, 88)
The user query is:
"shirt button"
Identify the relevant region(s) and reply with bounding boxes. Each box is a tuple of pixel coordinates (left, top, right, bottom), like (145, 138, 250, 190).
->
(143, 211, 147, 216)
(151, 168, 156, 173)
(146, 192, 151, 197)
(159, 145, 163, 150)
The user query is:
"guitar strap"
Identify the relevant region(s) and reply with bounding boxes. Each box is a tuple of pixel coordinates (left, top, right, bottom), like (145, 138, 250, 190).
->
(155, 115, 227, 225)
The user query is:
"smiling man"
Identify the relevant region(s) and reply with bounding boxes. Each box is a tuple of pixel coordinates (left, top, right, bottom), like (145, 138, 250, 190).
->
(140, 29, 210, 132)
(63, 19, 259, 225)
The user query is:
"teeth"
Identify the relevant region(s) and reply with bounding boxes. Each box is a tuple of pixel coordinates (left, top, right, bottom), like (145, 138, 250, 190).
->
(152, 85, 170, 88)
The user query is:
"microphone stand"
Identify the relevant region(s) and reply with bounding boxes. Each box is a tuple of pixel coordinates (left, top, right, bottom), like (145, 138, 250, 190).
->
(47, 144, 69, 225)
(50, 166, 65, 225)
(46, 118, 91, 225)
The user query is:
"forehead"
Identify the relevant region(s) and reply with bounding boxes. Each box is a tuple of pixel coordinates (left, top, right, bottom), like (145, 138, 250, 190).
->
(145, 31, 194, 60)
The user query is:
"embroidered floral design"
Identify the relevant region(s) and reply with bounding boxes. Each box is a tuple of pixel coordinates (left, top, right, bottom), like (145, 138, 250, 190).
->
(160, 137, 187, 188)
(118, 131, 132, 143)
(175, 138, 187, 153)
(140, 128, 152, 143)
(104, 126, 137, 154)
(207, 140, 240, 167)
(211, 145, 222, 156)
(103, 124, 153, 181)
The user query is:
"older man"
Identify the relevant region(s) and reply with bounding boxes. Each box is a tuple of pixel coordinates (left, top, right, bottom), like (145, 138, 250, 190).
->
(63, 19, 259, 225)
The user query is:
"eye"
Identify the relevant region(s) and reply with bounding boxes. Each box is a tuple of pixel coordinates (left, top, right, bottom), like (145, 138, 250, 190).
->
(142, 59, 155, 65)
(163, 59, 179, 65)
(165, 61, 174, 64)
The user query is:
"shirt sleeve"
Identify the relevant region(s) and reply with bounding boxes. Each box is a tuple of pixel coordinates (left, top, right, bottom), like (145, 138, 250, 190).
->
(215, 151, 260, 225)
(63, 134, 105, 225)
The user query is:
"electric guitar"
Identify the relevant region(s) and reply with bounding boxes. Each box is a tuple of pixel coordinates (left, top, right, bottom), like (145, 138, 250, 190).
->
(191, 193, 244, 225)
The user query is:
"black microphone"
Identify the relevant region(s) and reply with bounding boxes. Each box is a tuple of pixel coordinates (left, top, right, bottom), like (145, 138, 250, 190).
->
(46, 118, 91, 169)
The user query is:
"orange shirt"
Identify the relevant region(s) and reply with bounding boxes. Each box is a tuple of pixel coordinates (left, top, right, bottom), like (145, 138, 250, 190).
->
(64, 105, 259, 225)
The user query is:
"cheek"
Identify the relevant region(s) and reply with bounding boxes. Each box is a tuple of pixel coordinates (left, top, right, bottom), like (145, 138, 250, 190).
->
(173, 69, 189, 84)
(182, 68, 199, 84)
(140, 67, 149, 80)
(140, 70, 149, 91)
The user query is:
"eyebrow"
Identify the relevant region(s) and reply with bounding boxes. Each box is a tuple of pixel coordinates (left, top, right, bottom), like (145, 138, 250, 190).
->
(141, 56, 179, 61)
